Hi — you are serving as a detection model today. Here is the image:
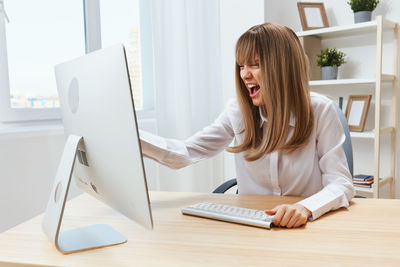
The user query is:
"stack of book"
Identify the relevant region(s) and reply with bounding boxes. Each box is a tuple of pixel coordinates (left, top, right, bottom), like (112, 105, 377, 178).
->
(353, 174, 374, 188)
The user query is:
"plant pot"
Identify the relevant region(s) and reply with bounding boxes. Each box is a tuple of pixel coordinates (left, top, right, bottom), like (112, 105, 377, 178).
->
(321, 66, 338, 80)
(354, 11, 372, 23)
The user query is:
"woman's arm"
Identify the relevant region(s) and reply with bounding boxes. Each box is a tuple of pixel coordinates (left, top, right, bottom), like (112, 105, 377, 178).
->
(296, 101, 355, 221)
(140, 100, 236, 169)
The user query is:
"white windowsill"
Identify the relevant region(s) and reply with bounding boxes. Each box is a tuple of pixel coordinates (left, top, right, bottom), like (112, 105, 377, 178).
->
(0, 122, 65, 139)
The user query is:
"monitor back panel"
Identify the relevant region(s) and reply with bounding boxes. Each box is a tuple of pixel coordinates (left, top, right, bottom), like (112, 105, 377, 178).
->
(55, 44, 153, 229)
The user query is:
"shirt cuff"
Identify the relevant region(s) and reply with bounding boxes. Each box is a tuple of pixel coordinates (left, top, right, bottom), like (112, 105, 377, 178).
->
(139, 130, 192, 169)
(296, 185, 350, 221)
(139, 129, 168, 150)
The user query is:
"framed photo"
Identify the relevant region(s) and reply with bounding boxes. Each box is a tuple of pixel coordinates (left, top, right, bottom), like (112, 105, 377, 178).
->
(345, 95, 372, 132)
(297, 2, 329, 31)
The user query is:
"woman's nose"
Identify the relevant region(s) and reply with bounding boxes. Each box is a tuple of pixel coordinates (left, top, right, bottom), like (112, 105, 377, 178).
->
(241, 67, 252, 79)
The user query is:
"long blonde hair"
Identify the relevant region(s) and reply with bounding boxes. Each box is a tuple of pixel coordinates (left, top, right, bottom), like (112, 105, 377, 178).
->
(227, 23, 314, 161)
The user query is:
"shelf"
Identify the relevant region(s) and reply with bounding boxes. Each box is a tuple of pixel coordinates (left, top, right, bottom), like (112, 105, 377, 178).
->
(296, 17, 396, 39)
(354, 185, 373, 193)
(350, 127, 395, 139)
(310, 79, 374, 86)
(350, 131, 374, 139)
(309, 75, 395, 86)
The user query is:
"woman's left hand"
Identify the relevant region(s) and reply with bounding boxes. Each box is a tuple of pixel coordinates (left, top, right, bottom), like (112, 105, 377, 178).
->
(265, 204, 311, 228)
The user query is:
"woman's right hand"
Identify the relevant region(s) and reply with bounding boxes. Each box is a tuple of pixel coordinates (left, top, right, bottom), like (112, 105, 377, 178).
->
(265, 203, 311, 228)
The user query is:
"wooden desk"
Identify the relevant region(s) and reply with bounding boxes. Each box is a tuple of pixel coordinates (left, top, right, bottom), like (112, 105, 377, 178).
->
(0, 192, 400, 266)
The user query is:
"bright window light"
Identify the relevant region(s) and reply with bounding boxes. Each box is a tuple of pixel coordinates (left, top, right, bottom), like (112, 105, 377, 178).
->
(99, 0, 144, 110)
(5, 0, 85, 109)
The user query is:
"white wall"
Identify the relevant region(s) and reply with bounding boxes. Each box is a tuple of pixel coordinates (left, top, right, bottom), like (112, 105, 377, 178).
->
(0, 127, 66, 232)
(265, 0, 400, 198)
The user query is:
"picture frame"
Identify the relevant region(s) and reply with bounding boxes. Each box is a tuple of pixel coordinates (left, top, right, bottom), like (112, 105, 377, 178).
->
(345, 95, 372, 132)
(297, 2, 329, 31)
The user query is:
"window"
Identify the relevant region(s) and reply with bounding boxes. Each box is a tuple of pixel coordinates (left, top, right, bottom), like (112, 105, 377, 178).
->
(0, 0, 154, 122)
(0, 0, 85, 121)
(98, 0, 154, 111)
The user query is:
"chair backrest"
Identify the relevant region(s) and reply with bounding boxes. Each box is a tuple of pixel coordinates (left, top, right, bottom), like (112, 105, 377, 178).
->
(333, 103, 354, 177)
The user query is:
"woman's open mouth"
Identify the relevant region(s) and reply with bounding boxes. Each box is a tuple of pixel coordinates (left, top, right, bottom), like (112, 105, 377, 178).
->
(248, 84, 260, 98)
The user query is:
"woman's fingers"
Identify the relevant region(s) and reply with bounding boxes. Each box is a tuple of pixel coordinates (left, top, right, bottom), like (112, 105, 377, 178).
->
(286, 212, 301, 228)
(279, 206, 296, 227)
(269, 204, 310, 228)
(294, 214, 308, 228)
(265, 210, 276, 215)
(265, 205, 279, 215)
(271, 205, 286, 226)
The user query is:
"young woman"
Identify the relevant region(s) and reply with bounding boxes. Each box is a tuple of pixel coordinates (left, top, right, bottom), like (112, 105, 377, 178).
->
(140, 22, 355, 228)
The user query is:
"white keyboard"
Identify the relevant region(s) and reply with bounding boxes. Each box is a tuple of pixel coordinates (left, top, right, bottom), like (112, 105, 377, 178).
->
(182, 202, 274, 229)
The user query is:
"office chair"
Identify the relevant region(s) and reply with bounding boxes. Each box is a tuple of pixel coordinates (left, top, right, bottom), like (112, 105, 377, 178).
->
(213, 104, 354, 194)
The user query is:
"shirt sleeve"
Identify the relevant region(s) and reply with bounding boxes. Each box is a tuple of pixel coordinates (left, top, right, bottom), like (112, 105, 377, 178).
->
(139, 100, 236, 169)
(297, 101, 355, 220)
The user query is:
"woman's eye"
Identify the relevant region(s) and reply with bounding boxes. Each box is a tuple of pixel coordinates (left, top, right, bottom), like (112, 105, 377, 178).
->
(252, 63, 259, 67)
(239, 65, 244, 70)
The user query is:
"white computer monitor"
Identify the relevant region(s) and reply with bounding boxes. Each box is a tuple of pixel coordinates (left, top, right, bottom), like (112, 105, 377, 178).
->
(42, 44, 153, 254)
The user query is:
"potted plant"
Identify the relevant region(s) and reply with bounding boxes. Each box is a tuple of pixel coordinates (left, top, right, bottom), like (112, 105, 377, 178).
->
(316, 48, 346, 80)
(348, 0, 380, 23)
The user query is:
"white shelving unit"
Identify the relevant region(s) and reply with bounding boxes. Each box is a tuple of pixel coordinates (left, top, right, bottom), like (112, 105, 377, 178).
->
(297, 18, 397, 39)
(298, 16, 398, 198)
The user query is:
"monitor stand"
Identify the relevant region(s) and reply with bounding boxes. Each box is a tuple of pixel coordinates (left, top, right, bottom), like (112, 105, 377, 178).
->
(42, 135, 127, 254)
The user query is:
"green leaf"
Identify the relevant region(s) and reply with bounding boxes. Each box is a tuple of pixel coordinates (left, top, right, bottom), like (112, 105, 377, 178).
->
(347, 0, 380, 12)
(316, 48, 346, 67)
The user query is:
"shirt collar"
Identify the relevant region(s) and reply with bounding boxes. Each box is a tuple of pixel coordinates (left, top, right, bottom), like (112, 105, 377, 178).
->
(258, 107, 296, 128)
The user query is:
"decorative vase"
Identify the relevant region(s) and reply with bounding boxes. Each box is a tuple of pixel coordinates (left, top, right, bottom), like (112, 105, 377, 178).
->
(321, 66, 338, 80)
(354, 11, 372, 23)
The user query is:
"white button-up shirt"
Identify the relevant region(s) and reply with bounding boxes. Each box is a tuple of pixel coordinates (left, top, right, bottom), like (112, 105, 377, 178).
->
(140, 92, 355, 220)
